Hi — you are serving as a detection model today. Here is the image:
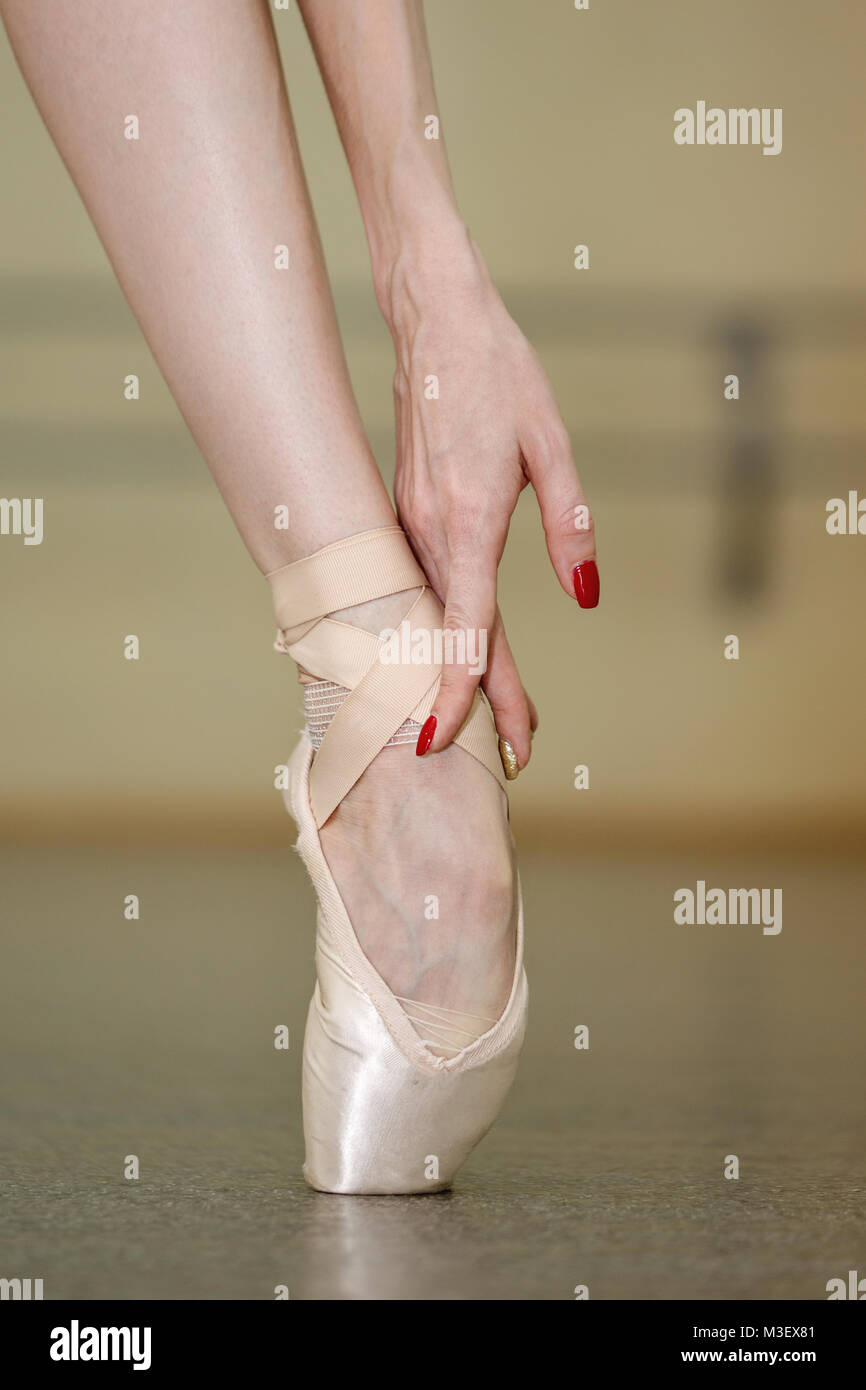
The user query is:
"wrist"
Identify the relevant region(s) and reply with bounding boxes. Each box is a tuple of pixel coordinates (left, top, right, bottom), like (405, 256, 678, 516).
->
(375, 222, 493, 342)
(363, 161, 488, 333)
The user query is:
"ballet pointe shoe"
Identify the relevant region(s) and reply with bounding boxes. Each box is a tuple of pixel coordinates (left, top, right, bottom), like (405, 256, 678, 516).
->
(268, 527, 528, 1195)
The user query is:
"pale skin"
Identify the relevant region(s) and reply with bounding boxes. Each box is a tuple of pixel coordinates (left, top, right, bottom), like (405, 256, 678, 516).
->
(2, 0, 597, 1037)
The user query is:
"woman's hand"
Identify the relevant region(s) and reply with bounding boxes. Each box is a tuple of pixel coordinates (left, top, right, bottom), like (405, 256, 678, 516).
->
(295, 2, 598, 764)
(385, 233, 599, 766)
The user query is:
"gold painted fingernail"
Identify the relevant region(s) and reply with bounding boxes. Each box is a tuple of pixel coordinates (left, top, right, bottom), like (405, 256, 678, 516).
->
(499, 737, 519, 781)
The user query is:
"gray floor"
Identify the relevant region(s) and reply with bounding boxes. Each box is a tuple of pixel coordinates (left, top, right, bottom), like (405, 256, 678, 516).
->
(1, 846, 863, 1300)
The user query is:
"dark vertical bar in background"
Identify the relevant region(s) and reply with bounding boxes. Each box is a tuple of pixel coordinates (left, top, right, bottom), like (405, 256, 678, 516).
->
(716, 321, 778, 602)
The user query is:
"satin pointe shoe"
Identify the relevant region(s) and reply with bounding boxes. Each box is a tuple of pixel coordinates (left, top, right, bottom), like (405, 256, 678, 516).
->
(267, 526, 528, 1195)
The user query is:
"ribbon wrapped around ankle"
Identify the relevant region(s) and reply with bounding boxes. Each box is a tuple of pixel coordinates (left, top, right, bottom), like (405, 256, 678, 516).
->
(267, 527, 506, 826)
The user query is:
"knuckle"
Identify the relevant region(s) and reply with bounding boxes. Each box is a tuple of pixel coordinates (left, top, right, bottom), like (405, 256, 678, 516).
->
(549, 500, 595, 545)
(529, 416, 572, 468)
(442, 600, 476, 633)
(439, 656, 477, 690)
(396, 487, 437, 541)
(494, 690, 530, 722)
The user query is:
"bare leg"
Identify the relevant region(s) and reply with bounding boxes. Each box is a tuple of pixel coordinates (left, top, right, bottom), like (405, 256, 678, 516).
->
(2, 0, 391, 571)
(2, 0, 515, 1029)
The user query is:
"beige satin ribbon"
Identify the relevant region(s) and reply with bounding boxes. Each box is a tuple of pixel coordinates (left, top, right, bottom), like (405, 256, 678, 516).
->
(267, 528, 507, 826)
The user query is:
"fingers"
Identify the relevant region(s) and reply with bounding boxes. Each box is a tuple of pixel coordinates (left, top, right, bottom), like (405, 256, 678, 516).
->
(417, 548, 497, 756)
(527, 692, 539, 734)
(520, 416, 600, 609)
(481, 614, 535, 770)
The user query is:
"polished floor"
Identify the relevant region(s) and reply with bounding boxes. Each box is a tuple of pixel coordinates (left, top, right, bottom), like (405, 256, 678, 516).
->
(1, 845, 863, 1300)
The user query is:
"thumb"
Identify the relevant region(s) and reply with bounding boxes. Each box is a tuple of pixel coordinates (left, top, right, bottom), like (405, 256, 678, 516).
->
(417, 552, 497, 756)
(522, 420, 599, 608)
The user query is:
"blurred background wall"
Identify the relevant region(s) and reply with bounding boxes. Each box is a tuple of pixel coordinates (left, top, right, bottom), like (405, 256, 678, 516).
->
(1, 0, 865, 851)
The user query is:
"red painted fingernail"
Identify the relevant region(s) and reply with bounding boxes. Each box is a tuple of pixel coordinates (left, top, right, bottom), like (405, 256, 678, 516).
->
(416, 714, 437, 756)
(573, 560, 599, 608)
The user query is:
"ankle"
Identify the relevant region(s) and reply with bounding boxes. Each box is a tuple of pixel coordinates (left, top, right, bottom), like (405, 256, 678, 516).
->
(330, 588, 422, 638)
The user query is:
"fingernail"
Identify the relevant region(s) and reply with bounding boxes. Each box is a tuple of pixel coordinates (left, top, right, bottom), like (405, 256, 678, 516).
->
(573, 559, 599, 608)
(416, 714, 437, 756)
(499, 737, 520, 781)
